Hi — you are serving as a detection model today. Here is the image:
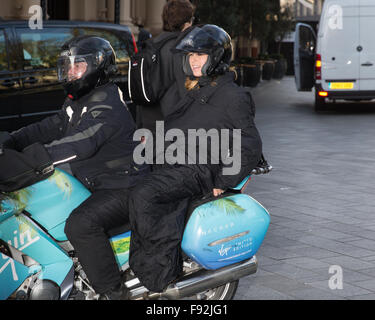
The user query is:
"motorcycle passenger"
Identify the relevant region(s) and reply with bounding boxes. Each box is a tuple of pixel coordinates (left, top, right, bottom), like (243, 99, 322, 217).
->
(127, 25, 263, 292)
(3, 35, 149, 299)
(140, 0, 195, 132)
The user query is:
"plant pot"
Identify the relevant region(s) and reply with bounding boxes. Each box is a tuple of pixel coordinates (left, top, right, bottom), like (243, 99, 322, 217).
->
(232, 63, 261, 87)
(262, 61, 275, 81)
(233, 64, 243, 86)
(273, 58, 287, 79)
(254, 62, 261, 86)
(243, 63, 261, 87)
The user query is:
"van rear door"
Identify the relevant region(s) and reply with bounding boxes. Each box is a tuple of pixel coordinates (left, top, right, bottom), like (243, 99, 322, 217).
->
(359, 0, 375, 91)
(294, 23, 316, 91)
(319, 0, 360, 92)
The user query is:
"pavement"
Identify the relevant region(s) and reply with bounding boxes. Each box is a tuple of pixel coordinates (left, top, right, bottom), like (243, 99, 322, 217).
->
(235, 76, 375, 300)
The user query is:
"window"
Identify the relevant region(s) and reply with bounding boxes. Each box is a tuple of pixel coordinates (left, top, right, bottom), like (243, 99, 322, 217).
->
(0, 30, 9, 71)
(80, 28, 130, 64)
(16, 28, 80, 70)
(299, 25, 315, 53)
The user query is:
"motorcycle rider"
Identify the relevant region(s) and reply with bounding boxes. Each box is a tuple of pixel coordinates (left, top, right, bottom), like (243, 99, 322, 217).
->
(3, 35, 149, 299)
(128, 24, 263, 292)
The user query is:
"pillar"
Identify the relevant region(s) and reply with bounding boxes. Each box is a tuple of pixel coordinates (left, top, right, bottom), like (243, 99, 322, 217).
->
(69, 0, 84, 20)
(69, 0, 99, 21)
(107, 0, 115, 22)
(97, 0, 108, 21)
(119, 0, 136, 33)
(131, 0, 146, 26)
(144, 0, 165, 35)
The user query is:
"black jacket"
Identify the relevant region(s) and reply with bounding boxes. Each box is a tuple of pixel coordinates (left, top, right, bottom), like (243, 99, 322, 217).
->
(140, 28, 194, 131)
(10, 83, 149, 191)
(163, 72, 263, 190)
(157, 30, 192, 118)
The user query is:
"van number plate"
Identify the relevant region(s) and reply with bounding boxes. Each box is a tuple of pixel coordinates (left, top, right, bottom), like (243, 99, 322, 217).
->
(329, 82, 354, 90)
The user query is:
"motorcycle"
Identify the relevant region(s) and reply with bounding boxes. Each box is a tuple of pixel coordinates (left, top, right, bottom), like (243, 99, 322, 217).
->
(0, 151, 271, 300)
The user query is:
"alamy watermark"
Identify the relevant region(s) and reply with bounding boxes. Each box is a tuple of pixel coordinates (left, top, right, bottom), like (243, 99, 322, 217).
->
(328, 265, 343, 290)
(133, 121, 242, 176)
(28, 5, 43, 30)
(327, 4, 343, 30)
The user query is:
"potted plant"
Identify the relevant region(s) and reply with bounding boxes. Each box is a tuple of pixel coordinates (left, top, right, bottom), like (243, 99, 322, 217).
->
(269, 53, 287, 79)
(231, 60, 244, 86)
(232, 57, 261, 87)
(257, 53, 275, 81)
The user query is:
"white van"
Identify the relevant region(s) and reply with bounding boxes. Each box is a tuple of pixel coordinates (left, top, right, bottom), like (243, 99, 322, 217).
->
(294, 0, 375, 111)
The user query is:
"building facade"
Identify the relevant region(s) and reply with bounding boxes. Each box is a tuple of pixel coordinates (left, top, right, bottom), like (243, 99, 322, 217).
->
(281, 0, 324, 22)
(0, 0, 324, 63)
(0, 0, 167, 37)
(295, 0, 323, 22)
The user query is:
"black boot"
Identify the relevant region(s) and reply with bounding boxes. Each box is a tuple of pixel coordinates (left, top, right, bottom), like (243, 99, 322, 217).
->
(98, 283, 130, 300)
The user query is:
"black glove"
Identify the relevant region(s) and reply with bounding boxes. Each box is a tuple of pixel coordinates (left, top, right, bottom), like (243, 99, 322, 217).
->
(0, 132, 15, 149)
(0, 142, 54, 192)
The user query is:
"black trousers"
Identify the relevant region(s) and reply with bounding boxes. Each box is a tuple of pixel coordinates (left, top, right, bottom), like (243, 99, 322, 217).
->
(128, 164, 213, 292)
(64, 188, 131, 294)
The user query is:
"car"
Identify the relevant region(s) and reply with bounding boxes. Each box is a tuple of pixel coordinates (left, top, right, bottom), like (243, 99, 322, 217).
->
(0, 20, 139, 131)
(293, 0, 375, 111)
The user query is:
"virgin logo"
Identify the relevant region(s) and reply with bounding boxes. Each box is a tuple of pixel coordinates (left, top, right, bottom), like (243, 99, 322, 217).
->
(0, 229, 40, 281)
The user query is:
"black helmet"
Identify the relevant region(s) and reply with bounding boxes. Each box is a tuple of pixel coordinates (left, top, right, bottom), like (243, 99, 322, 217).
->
(174, 24, 232, 76)
(57, 35, 117, 100)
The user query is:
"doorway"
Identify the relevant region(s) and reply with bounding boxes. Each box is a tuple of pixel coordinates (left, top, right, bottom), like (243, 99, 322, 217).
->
(47, 0, 70, 20)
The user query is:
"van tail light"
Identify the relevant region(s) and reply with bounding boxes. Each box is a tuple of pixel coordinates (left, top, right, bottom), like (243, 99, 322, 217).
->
(315, 54, 322, 80)
(318, 91, 328, 97)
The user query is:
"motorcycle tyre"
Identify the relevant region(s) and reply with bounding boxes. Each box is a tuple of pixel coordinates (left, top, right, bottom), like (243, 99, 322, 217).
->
(184, 280, 239, 300)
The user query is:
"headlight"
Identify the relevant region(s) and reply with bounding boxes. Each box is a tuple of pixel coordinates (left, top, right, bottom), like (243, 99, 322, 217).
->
(29, 279, 60, 300)
(8, 275, 60, 300)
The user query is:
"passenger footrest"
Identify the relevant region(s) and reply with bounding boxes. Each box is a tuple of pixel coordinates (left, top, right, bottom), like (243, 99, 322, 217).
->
(251, 154, 273, 175)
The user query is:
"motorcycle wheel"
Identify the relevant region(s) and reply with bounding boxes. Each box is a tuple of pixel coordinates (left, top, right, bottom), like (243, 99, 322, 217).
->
(183, 280, 239, 300)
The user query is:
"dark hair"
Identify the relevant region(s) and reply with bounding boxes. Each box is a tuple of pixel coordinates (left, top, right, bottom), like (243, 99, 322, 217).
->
(162, 0, 195, 32)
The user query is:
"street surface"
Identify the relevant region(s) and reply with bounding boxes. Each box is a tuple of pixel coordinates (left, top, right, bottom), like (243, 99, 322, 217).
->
(236, 77, 375, 300)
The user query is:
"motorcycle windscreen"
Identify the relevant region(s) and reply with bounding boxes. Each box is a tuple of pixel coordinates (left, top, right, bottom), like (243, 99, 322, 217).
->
(294, 23, 316, 91)
(182, 194, 270, 270)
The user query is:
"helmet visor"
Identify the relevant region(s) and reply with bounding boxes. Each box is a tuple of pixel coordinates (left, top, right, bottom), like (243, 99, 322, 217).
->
(174, 27, 220, 54)
(57, 54, 94, 82)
